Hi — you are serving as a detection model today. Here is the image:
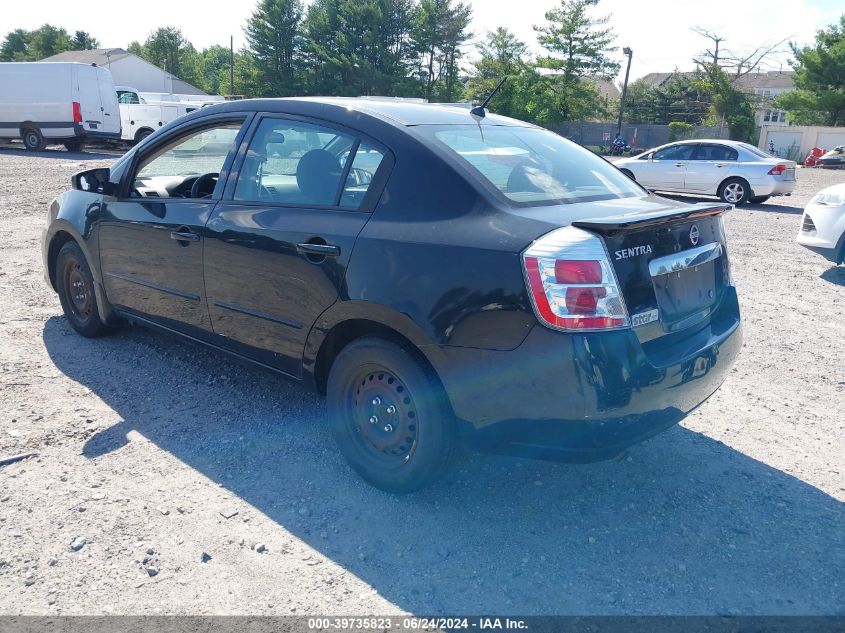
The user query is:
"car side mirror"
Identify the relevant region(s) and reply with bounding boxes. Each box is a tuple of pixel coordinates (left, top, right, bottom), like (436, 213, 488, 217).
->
(72, 168, 114, 195)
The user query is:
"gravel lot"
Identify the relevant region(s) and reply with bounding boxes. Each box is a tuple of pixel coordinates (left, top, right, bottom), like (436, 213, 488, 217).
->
(0, 145, 843, 616)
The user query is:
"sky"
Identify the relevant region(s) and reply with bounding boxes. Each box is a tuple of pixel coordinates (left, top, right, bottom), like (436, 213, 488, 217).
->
(5, 0, 844, 84)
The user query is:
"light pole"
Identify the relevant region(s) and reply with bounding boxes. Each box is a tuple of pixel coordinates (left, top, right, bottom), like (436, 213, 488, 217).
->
(616, 47, 633, 138)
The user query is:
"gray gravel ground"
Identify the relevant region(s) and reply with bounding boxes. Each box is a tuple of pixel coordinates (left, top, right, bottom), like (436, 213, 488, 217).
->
(0, 144, 843, 616)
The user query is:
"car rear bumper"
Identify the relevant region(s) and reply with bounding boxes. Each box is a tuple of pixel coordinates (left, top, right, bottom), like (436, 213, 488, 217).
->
(750, 175, 796, 197)
(435, 288, 742, 461)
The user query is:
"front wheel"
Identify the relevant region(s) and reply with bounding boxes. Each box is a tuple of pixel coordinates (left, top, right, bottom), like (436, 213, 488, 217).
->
(718, 178, 751, 205)
(326, 336, 457, 493)
(56, 241, 111, 338)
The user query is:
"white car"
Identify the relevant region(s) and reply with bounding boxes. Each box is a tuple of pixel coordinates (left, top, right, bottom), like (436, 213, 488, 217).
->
(616, 139, 797, 205)
(797, 183, 845, 265)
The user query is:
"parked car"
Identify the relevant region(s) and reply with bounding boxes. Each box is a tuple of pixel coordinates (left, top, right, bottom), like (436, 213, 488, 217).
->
(616, 139, 796, 205)
(816, 146, 845, 169)
(797, 183, 845, 265)
(0, 62, 121, 151)
(41, 98, 742, 492)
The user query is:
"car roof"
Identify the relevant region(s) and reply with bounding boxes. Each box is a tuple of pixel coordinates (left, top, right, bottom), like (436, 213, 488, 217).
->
(195, 97, 534, 128)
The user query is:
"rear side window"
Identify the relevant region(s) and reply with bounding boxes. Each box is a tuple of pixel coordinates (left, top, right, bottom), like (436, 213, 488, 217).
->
(694, 144, 738, 161)
(341, 143, 385, 208)
(653, 144, 696, 161)
(235, 118, 367, 207)
(426, 125, 642, 206)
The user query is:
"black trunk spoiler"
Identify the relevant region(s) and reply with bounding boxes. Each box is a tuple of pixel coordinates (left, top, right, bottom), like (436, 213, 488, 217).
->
(572, 202, 731, 234)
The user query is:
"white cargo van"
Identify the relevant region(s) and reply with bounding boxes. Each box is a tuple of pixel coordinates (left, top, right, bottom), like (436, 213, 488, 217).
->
(0, 62, 121, 151)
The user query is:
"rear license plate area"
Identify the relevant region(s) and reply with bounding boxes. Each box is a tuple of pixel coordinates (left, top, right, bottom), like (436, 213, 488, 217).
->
(652, 261, 720, 332)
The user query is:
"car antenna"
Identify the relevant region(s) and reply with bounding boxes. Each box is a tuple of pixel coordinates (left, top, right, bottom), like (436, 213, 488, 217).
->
(470, 77, 507, 118)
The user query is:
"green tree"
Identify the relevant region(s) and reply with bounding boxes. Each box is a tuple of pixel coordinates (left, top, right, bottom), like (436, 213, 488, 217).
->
(412, 0, 472, 101)
(696, 64, 755, 142)
(245, 0, 304, 96)
(133, 27, 202, 87)
(465, 27, 538, 121)
(71, 30, 100, 50)
(27, 24, 73, 59)
(776, 15, 845, 126)
(0, 29, 31, 61)
(533, 0, 620, 121)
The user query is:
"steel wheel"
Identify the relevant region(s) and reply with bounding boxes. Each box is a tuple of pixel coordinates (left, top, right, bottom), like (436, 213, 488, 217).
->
(326, 336, 458, 492)
(351, 369, 419, 467)
(55, 240, 111, 338)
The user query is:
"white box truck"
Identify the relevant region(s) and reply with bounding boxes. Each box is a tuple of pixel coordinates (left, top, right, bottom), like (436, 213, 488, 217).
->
(0, 62, 121, 151)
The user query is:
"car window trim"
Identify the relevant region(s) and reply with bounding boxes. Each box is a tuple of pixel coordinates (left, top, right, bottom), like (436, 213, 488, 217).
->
(117, 112, 253, 202)
(222, 111, 394, 214)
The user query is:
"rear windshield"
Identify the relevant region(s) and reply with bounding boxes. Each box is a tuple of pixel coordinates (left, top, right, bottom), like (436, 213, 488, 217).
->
(739, 142, 773, 158)
(421, 125, 643, 206)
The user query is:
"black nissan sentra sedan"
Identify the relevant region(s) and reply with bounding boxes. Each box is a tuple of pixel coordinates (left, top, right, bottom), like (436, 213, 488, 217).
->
(42, 98, 742, 492)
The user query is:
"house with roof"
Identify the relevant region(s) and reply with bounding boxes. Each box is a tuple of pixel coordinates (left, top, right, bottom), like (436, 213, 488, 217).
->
(39, 48, 207, 96)
(638, 69, 795, 127)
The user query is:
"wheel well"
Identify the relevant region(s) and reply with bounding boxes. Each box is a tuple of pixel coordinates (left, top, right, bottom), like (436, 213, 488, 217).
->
(47, 231, 76, 290)
(313, 319, 432, 395)
(718, 176, 750, 193)
(134, 127, 154, 142)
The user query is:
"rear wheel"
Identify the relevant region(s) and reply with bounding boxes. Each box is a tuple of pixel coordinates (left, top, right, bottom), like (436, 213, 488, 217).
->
(63, 140, 83, 153)
(134, 128, 153, 144)
(326, 336, 457, 493)
(56, 241, 110, 338)
(749, 195, 770, 204)
(22, 128, 46, 151)
(718, 178, 750, 205)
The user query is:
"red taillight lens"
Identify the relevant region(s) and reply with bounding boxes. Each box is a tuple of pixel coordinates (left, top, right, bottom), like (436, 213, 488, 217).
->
(72, 101, 82, 123)
(767, 163, 786, 175)
(555, 259, 602, 284)
(522, 227, 630, 331)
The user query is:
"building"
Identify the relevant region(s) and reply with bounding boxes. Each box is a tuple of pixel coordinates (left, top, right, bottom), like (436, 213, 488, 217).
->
(39, 48, 207, 95)
(638, 69, 795, 127)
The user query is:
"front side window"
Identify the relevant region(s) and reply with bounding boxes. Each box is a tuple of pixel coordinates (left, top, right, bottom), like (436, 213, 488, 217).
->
(653, 144, 696, 161)
(131, 122, 243, 199)
(426, 125, 643, 206)
(234, 118, 357, 207)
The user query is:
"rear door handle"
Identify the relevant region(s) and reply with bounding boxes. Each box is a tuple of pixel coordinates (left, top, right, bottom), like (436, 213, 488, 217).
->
(675, 162, 686, 167)
(297, 242, 340, 257)
(170, 230, 200, 242)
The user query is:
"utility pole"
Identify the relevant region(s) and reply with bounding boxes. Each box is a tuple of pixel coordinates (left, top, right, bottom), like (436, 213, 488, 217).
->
(617, 47, 633, 138)
(229, 35, 234, 96)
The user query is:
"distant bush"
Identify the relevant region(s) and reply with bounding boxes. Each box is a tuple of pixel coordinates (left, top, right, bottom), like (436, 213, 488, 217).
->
(668, 122, 694, 142)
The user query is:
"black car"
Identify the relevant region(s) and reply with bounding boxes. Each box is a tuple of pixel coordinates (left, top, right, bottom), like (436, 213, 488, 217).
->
(42, 98, 742, 492)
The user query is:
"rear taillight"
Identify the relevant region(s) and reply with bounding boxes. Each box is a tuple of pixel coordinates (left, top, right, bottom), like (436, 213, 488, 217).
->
(72, 101, 82, 123)
(767, 164, 787, 175)
(522, 226, 629, 331)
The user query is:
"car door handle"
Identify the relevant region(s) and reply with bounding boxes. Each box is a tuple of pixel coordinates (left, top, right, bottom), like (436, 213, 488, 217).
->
(170, 230, 200, 242)
(297, 242, 340, 257)
(675, 162, 686, 167)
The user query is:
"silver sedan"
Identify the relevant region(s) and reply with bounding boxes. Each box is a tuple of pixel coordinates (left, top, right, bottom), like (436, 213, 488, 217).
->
(615, 139, 797, 205)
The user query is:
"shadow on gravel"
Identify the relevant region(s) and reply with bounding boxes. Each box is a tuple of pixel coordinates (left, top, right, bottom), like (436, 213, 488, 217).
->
(658, 194, 805, 215)
(43, 316, 844, 616)
(820, 266, 845, 287)
(0, 147, 122, 160)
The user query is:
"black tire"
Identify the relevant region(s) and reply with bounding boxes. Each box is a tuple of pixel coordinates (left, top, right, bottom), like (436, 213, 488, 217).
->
(749, 195, 770, 204)
(22, 128, 46, 151)
(55, 241, 111, 338)
(620, 168, 635, 181)
(326, 336, 457, 493)
(63, 140, 84, 153)
(718, 177, 751, 205)
(134, 128, 153, 144)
